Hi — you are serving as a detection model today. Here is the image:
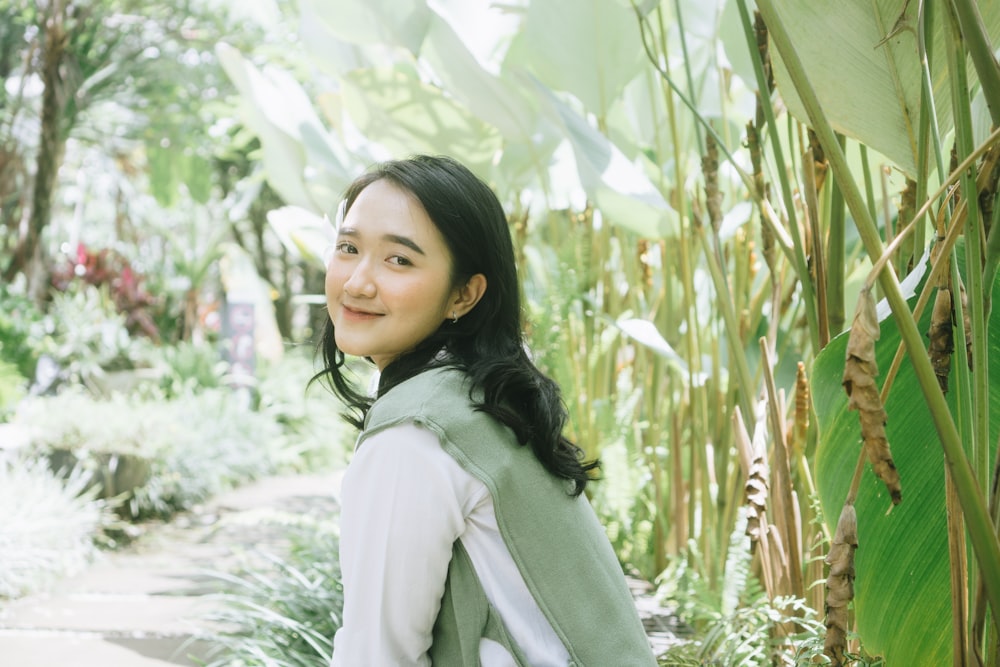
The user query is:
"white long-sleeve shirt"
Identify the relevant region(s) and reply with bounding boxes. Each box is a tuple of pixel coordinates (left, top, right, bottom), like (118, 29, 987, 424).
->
(330, 422, 570, 666)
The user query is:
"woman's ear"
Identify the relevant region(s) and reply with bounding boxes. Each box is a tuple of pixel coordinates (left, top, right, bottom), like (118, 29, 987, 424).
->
(451, 274, 487, 319)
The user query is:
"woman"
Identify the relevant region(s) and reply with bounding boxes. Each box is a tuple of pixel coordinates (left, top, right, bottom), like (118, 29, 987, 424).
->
(317, 155, 656, 666)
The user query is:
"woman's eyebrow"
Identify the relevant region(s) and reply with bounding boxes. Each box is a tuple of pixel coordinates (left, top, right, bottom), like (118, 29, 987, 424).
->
(336, 227, 425, 255)
(382, 234, 425, 255)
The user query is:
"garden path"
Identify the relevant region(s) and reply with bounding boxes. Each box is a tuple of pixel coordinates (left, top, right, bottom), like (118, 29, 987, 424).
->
(0, 470, 684, 666)
(0, 471, 342, 667)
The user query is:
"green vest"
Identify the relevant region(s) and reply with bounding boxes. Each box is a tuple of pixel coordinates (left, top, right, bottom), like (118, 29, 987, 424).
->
(360, 366, 657, 667)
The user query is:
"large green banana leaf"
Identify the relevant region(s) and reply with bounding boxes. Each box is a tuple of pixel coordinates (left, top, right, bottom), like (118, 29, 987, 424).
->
(216, 43, 353, 213)
(769, 0, 1000, 178)
(812, 265, 1000, 665)
(504, 0, 646, 118)
(300, 0, 431, 56)
(340, 64, 502, 176)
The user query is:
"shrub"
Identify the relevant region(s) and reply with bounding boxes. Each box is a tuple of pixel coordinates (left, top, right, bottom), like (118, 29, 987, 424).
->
(40, 285, 156, 390)
(51, 242, 161, 341)
(17, 387, 282, 520)
(151, 339, 229, 398)
(0, 456, 108, 599)
(253, 350, 355, 473)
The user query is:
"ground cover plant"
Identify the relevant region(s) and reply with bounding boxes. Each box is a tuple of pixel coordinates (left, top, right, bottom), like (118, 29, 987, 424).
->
(0, 456, 108, 599)
(200, 521, 343, 667)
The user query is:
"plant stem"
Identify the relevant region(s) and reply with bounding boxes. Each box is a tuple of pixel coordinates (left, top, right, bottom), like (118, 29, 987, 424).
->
(671, 0, 704, 156)
(827, 135, 847, 336)
(633, 1, 800, 271)
(758, 0, 1000, 635)
(759, 337, 804, 598)
(698, 227, 755, 423)
(944, 0, 991, 509)
(948, 0, 1000, 127)
(735, 0, 820, 352)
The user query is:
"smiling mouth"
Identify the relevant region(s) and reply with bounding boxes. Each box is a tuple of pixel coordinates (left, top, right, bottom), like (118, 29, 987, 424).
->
(342, 305, 383, 318)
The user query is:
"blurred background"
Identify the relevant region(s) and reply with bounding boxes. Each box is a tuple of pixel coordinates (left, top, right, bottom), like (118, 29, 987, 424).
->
(2, 0, 1000, 664)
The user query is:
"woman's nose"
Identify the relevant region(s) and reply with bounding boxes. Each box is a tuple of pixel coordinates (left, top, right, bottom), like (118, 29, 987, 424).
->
(342, 258, 376, 297)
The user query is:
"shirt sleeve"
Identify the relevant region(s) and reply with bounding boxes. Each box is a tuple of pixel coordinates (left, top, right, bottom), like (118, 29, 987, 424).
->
(330, 422, 484, 667)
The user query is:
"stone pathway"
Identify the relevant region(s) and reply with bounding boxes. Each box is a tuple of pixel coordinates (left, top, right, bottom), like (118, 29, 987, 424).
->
(0, 469, 684, 666)
(0, 472, 342, 667)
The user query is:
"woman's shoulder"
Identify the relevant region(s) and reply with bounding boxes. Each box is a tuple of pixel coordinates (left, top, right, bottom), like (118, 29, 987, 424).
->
(367, 365, 472, 425)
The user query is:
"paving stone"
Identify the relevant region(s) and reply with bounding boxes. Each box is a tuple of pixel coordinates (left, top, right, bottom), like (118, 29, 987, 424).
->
(0, 630, 212, 667)
(59, 560, 204, 596)
(0, 593, 209, 635)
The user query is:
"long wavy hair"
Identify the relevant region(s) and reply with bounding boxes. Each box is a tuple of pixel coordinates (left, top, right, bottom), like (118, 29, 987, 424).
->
(314, 155, 597, 495)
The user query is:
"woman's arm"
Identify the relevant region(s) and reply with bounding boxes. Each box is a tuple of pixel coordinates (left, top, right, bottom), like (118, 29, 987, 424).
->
(331, 422, 484, 666)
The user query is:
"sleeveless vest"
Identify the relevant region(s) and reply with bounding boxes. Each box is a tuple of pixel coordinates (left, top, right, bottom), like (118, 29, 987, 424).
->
(360, 366, 656, 666)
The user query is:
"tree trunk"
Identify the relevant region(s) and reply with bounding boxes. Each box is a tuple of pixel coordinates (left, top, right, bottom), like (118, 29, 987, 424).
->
(2, 2, 68, 293)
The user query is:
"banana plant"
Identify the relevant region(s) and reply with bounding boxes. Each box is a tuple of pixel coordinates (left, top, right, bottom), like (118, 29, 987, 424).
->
(757, 0, 1000, 662)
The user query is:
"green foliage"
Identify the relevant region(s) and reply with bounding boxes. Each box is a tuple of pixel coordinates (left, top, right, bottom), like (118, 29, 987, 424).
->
(151, 340, 229, 397)
(18, 387, 282, 520)
(0, 355, 27, 420)
(252, 350, 353, 472)
(201, 522, 342, 667)
(13, 344, 350, 524)
(769, 0, 1000, 178)
(655, 515, 827, 665)
(41, 284, 155, 389)
(0, 455, 108, 599)
(812, 281, 1000, 665)
(130, 390, 282, 519)
(0, 284, 44, 380)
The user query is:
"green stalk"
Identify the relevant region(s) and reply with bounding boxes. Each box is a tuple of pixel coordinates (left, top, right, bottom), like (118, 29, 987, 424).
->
(859, 144, 879, 233)
(698, 226, 755, 424)
(653, 10, 718, 571)
(633, 1, 799, 272)
(985, 200, 1000, 309)
(916, 0, 943, 254)
(948, 0, 1000, 127)
(735, 0, 820, 352)
(944, 0, 990, 503)
(757, 0, 1000, 633)
(950, 248, 978, 664)
(827, 134, 847, 335)
(670, 0, 705, 156)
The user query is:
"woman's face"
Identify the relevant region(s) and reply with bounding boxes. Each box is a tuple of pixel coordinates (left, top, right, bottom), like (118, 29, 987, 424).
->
(325, 179, 461, 371)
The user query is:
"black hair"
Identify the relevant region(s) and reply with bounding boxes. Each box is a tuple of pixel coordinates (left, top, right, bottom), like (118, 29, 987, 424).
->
(313, 154, 598, 495)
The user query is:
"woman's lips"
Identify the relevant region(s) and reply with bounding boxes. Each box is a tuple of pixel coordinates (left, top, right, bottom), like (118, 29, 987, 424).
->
(341, 305, 382, 321)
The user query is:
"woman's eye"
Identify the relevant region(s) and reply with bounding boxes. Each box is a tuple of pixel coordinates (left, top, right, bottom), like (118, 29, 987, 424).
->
(335, 241, 357, 254)
(388, 255, 412, 267)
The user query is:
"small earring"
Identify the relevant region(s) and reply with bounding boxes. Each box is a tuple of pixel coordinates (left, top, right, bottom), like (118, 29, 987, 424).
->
(452, 310, 459, 324)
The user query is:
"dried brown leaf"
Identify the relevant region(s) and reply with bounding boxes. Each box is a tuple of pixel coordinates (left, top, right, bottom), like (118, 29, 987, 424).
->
(791, 361, 810, 457)
(808, 128, 829, 193)
(824, 504, 859, 666)
(702, 134, 722, 231)
(843, 288, 902, 504)
(928, 287, 954, 393)
(745, 461, 769, 552)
